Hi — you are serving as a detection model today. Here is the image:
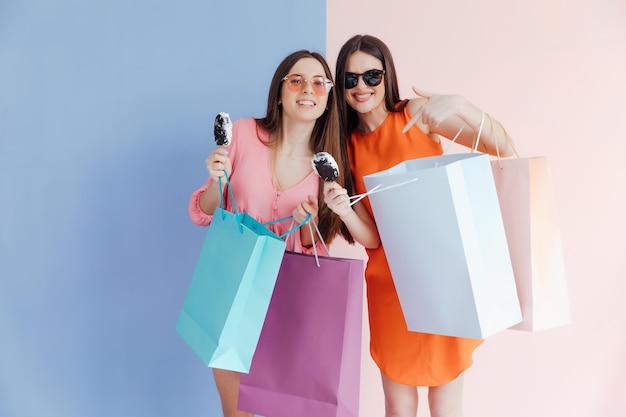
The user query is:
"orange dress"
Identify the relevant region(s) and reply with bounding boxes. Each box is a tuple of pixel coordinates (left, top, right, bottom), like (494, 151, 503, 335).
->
(348, 103, 483, 387)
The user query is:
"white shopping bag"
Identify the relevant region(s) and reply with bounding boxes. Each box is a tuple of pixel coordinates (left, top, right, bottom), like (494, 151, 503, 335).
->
(363, 153, 522, 339)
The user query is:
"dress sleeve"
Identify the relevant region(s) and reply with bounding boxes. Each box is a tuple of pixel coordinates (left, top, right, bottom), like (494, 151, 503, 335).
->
(189, 179, 213, 226)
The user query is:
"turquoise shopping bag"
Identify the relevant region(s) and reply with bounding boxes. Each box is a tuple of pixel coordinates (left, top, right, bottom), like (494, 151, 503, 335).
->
(176, 173, 301, 372)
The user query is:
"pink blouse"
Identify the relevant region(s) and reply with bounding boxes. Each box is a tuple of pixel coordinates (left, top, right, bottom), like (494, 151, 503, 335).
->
(189, 117, 324, 254)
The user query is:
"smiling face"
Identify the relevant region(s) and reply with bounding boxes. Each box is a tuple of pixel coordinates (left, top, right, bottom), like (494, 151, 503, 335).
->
(280, 57, 330, 125)
(344, 51, 387, 122)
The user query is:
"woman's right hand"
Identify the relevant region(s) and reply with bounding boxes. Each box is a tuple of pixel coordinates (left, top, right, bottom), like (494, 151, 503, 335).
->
(323, 182, 353, 219)
(323, 181, 381, 249)
(206, 147, 233, 182)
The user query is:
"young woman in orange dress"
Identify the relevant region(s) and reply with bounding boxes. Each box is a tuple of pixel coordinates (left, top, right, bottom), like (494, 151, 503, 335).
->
(324, 34, 515, 417)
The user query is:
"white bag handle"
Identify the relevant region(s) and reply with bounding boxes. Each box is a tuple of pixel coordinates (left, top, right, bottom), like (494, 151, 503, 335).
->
(443, 111, 520, 169)
(443, 111, 485, 154)
(352, 111, 513, 204)
(348, 178, 418, 206)
(285, 217, 329, 267)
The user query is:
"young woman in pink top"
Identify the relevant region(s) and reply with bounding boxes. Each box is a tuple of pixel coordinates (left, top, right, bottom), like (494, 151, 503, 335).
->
(188, 50, 354, 417)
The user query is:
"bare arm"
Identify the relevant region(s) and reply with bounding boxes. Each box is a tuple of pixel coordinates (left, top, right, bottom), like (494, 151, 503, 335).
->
(323, 182, 380, 249)
(403, 88, 515, 157)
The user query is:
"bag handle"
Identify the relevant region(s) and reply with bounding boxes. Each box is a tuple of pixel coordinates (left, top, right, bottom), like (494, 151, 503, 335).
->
(264, 214, 311, 240)
(218, 170, 315, 239)
(301, 219, 329, 267)
(443, 112, 520, 168)
(443, 111, 485, 154)
(283, 216, 330, 267)
(490, 113, 520, 169)
(218, 170, 246, 233)
(472, 111, 486, 153)
(218, 170, 237, 214)
(348, 178, 418, 206)
(308, 219, 330, 267)
(348, 115, 483, 203)
(353, 112, 519, 202)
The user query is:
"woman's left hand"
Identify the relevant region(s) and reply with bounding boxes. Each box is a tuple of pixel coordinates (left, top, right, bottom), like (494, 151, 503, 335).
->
(402, 87, 465, 133)
(292, 194, 318, 225)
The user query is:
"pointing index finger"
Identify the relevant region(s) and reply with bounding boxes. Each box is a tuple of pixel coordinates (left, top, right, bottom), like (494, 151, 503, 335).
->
(412, 86, 431, 98)
(402, 104, 424, 134)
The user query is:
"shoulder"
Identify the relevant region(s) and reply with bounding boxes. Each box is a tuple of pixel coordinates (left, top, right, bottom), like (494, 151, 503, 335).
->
(233, 117, 260, 135)
(403, 98, 430, 134)
(232, 117, 269, 146)
(405, 97, 427, 115)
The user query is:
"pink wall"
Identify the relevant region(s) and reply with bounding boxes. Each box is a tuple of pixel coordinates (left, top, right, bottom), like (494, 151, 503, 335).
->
(327, 1, 626, 416)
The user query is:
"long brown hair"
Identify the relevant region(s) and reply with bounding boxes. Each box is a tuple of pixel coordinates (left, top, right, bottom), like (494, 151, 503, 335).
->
(335, 35, 407, 197)
(256, 50, 353, 244)
(335, 35, 405, 135)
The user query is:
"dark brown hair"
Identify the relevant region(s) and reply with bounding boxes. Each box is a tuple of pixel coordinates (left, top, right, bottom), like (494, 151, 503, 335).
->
(335, 34, 405, 135)
(334, 34, 407, 197)
(256, 50, 353, 244)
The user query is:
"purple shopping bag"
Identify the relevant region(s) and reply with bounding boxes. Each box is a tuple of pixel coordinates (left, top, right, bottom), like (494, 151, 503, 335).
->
(238, 251, 365, 417)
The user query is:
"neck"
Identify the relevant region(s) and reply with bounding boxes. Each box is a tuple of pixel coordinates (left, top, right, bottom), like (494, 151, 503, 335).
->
(278, 118, 316, 155)
(357, 106, 389, 133)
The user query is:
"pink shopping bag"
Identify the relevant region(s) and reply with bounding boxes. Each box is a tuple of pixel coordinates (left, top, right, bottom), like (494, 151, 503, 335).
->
(238, 251, 365, 417)
(491, 156, 570, 331)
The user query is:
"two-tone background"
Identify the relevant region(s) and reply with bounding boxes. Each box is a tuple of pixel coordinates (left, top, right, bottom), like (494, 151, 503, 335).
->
(1, 1, 624, 416)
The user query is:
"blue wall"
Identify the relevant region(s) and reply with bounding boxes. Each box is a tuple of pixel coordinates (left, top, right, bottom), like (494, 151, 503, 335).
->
(0, 1, 326, 415)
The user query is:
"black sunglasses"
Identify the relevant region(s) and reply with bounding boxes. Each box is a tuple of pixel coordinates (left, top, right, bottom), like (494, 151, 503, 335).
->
(344, 69, 385, 89)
